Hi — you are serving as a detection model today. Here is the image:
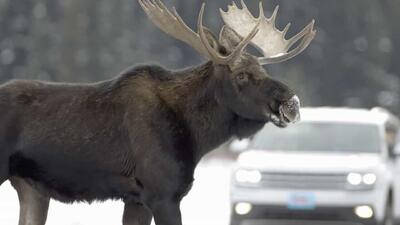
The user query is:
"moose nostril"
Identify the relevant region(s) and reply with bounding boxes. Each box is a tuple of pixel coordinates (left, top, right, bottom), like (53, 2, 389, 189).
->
(281, 95, 301, 123)
(289, 95, 300, 109)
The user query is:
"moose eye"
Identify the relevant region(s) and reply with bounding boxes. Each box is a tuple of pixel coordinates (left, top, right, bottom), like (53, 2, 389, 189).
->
(236, 73, 249, 85)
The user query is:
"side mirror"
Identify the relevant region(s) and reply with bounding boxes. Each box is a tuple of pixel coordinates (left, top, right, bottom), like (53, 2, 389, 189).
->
(393, 144, 400, 156)
(229, 139, 250, 153)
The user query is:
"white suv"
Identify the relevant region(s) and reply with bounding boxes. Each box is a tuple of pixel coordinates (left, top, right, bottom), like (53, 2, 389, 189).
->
(230, 107, 400, 225)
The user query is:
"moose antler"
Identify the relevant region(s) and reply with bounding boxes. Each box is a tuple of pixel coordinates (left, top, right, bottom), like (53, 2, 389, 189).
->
(138, 0, 260, 66)
(220, 0, 316, 65)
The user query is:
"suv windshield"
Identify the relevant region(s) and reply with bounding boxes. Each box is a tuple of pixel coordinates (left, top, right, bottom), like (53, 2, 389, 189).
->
(251, 122, 382, 153)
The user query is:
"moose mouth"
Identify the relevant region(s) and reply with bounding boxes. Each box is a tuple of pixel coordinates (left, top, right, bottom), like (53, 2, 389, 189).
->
(268, 95, 301, 128)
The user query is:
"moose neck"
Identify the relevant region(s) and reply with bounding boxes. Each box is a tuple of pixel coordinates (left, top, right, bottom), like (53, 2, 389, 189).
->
(160, 62, 265, 162)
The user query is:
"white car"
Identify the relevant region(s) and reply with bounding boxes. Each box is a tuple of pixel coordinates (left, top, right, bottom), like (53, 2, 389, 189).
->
(229, 107, 400, 225)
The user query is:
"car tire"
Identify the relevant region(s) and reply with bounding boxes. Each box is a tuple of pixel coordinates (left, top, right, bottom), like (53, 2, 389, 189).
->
(380, 199, 394, 225)
(229, 213, 243, 225)
(392, 218, 400, 225)
(229, 219, 242, 225)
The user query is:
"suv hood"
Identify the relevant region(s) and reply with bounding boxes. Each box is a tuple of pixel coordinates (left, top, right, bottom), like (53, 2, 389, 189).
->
(237, 150, 382, 173)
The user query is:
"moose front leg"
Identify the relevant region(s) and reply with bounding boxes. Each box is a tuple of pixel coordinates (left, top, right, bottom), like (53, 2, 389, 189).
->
(123, 201, 153, 225)
(151, 200, 182, 225)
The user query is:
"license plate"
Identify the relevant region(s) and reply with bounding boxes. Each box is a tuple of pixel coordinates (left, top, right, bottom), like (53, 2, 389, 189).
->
(287, 192, 316, 210)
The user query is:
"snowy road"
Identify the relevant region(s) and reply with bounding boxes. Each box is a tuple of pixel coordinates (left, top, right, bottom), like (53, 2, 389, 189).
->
(0, 158, 233, 225)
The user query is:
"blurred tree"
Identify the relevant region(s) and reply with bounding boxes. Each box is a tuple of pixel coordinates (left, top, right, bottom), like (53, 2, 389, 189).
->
(0, 0, 399, 114)
(0, 0, 33, 81)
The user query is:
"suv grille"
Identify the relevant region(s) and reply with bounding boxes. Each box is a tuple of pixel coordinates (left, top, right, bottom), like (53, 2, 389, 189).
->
(260, 172, 347, 190)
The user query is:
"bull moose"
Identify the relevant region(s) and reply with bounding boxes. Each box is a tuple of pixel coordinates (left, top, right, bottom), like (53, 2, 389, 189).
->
(0, 0, 315, 225)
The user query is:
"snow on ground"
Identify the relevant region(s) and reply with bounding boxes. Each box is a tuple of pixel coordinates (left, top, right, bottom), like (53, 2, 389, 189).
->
(0, 158, 233, 225)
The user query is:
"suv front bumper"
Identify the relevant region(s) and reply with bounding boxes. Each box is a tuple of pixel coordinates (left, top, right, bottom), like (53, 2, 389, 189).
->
(230, 187, 388, 223)
(230, 204, 379, 225)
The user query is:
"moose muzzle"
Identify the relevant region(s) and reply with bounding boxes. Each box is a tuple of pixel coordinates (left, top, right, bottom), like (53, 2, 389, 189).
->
(269, 95, 300, 128)
(280, 95, 301, 124)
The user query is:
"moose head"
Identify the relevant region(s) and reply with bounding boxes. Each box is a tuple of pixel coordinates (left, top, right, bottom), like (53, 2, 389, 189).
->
(139, 0, 315, 128)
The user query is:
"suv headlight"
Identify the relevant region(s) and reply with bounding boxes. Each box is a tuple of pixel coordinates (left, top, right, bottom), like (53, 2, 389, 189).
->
(347, 173, 363, 185)
(363, 173, 377, 185)
(235, 169, 262, 184)
(346, 172, 377, 189)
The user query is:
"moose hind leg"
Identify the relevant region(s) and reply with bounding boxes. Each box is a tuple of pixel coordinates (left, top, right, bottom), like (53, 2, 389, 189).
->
(0, 172, 7, 186)
(10, 177, 50, 225)
(123, 201, 153, 225)
(0, 156, 9, 186)
(0, 174, 6, 186)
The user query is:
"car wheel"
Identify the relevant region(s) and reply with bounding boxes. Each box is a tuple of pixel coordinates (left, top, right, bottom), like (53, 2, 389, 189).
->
(229, 213, 243, 225)
(229, 218, 242, 225)
(381, 199, 393, 225)
(392, 218, 400, 225)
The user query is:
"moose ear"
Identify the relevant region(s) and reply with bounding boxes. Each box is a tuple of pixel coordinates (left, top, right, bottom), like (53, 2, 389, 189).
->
(219, 25, 243, 52)
(201, 27, 221, 51)
(202, 26, 234, 56)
